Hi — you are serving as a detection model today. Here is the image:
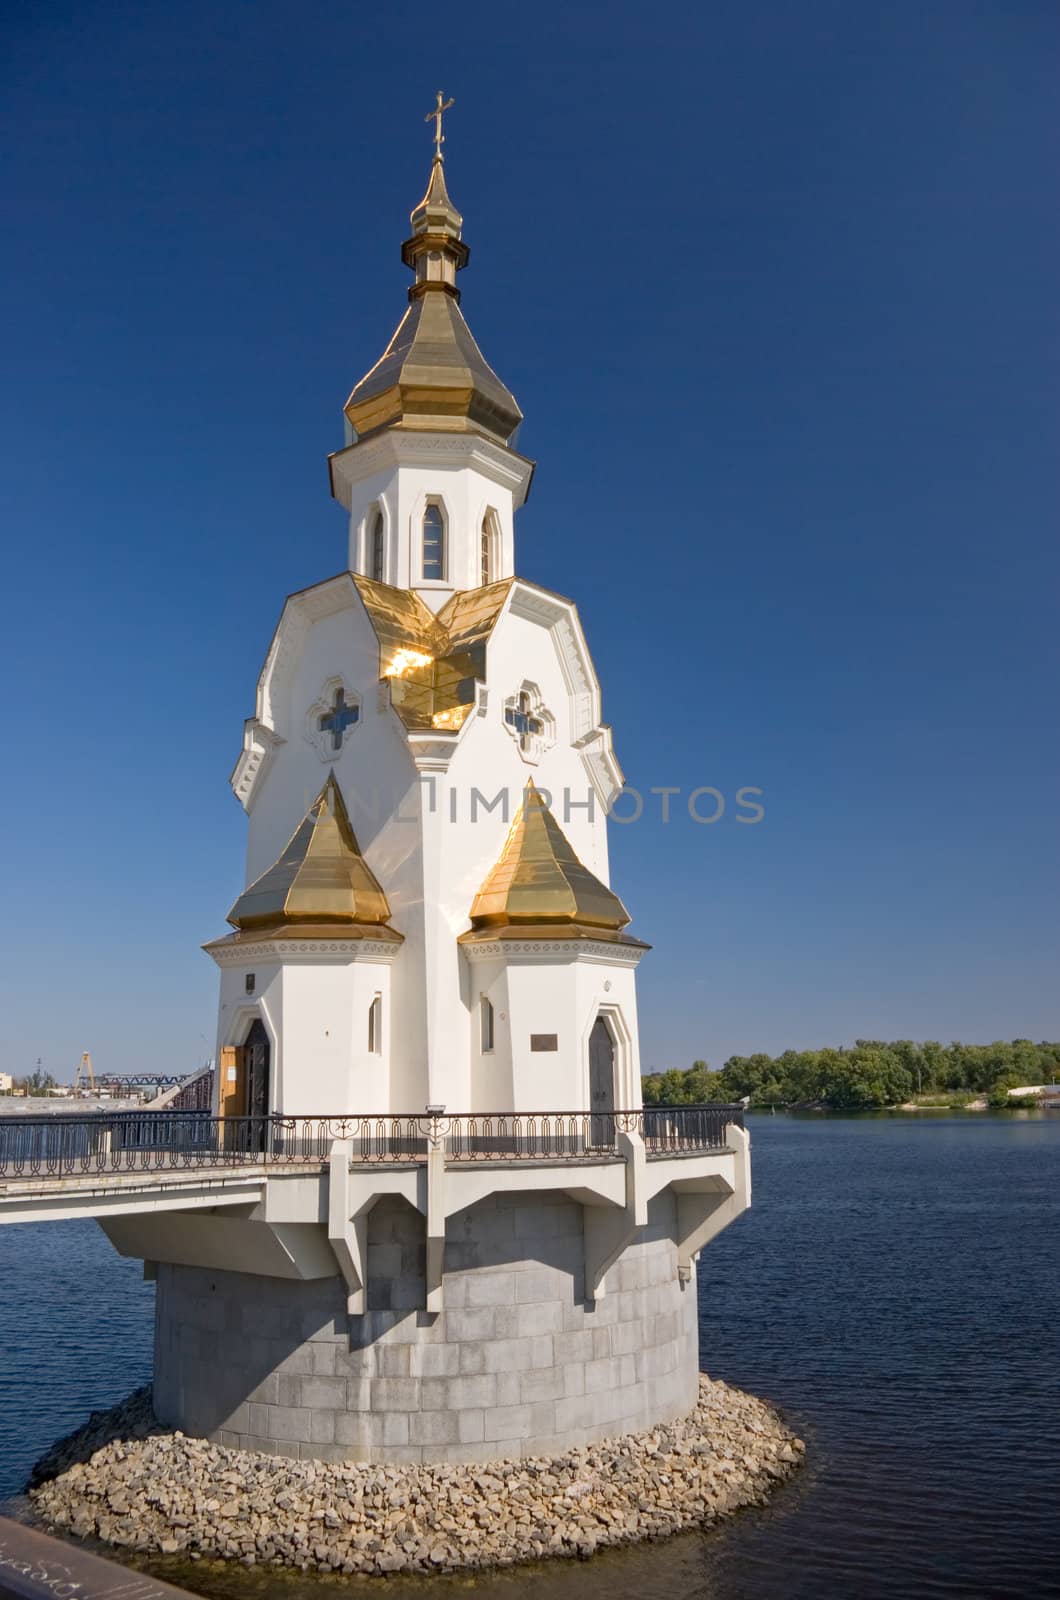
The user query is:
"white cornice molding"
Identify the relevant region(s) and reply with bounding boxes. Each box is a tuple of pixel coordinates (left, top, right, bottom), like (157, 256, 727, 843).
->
(461, 940, 646, 968)
(230, 718, 285, 809)
(502, 582, 623, 804)
(230, 573, 361, 811)
(207, 937, 403, 969)
(329, 430, 534, 511)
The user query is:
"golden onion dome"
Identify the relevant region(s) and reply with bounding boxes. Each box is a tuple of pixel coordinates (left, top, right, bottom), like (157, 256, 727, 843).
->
(463, 782, 635, 937)
(343, 155, 523, 446)
(225, 774, 396, 935)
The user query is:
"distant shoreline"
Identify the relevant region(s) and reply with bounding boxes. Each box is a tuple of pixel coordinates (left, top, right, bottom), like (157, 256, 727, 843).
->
(744, 1100, 1057, 1116)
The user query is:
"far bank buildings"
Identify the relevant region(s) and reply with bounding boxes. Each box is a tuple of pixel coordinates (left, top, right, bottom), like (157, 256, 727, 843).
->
(104, 117, 752, 1462)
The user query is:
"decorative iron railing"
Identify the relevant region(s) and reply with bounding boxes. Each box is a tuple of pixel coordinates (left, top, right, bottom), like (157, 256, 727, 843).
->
(0, 1105, 743, 1181)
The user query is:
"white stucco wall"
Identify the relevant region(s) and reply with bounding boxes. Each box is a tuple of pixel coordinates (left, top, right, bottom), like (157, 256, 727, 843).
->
(213, 952, 398, 1117)
(330, 431, 531, 607)
(216, 437, 645, 1123)
(461, 950, 643, 1115)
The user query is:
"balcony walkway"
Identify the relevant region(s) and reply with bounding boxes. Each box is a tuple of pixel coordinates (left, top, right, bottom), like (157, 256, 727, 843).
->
(0, 1107, 743, 1227)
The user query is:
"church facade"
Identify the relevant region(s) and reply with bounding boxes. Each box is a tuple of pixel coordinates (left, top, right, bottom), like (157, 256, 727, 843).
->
(108, 122, 751, 1463)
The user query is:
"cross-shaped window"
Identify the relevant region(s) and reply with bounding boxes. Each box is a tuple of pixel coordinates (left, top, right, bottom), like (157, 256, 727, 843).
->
(504, 691, 544, 753)
(318, 687, 360, 752)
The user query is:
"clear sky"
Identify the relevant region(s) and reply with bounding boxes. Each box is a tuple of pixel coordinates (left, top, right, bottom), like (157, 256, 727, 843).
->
(2, 0, 1056, 1080)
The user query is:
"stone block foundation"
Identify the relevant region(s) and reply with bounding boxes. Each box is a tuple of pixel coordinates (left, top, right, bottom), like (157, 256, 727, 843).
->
(152, 1190, 700, 1463)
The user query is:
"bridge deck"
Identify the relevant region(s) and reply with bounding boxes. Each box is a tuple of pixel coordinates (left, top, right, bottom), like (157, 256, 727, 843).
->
(0, 1106, 744, 1224)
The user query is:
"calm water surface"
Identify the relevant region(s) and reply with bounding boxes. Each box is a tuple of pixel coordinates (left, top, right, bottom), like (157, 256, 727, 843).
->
(1, 1114, 1058, 1599)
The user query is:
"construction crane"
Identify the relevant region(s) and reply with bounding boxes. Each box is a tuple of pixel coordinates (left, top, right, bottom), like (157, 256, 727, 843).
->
(73, 1052, 96, 1095)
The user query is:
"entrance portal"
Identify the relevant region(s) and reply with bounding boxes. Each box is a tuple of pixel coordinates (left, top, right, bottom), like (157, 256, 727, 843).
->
(243, 1018, 270, 1151)
(588, 1015, 616, 1147)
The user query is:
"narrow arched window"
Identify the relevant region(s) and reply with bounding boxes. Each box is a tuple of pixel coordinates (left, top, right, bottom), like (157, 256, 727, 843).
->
(480, 996, 495, 1054)
(481, 517, 492, 586)
(422, 502, 445, 581)
(368, 995, 382, 1055)
(369, 510, 385, 583)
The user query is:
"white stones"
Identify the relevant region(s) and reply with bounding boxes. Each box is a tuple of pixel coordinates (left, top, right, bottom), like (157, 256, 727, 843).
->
(29, 1376, 805, 1575)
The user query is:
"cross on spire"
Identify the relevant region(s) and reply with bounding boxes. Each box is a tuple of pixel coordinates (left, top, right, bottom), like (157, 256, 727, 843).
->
(318, 687, 360, 752)
(426, 90, 454, 159)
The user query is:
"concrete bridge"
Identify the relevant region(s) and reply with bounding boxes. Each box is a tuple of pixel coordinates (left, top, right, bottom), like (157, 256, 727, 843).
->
(0, 1104, 751, 1461)
(0, 1106, 748, 1296)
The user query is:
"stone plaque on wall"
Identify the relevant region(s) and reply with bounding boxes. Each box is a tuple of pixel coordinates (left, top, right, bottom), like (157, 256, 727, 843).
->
(530, 1033, 558, 1052)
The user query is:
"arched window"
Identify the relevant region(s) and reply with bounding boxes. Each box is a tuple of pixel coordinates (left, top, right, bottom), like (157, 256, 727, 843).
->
(480, 995, 495, 1054)
(369, 510, 385, 583)
(481, 516, 492, 586)
(368, 994, 382, 1055)
(422, 501, 446, 581)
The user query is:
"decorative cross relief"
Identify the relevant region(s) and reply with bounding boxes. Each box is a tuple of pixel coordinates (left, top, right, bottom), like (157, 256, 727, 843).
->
(319, 687, 360, 750)
(305, 678, 361, 762)
(506, 692, 542, 748)
(503, 684, 554, 763)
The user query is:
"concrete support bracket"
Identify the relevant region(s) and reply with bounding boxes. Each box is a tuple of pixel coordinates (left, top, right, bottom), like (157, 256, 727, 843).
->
(674, 1125, 751, 1281)
(327, 1139, 369, 1315)
(622, 1125, 648, 1227)
(583, 1127, 646, 1300)
(425, 1145, 446, 1313)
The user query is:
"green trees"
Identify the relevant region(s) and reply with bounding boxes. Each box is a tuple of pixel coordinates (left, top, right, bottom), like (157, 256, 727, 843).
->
(20, 1068, 58, 1097)
(642, 1039, 1060, 1111)
(642, 1061, 725, 1105)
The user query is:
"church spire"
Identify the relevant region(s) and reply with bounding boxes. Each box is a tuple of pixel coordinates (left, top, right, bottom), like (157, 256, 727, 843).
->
(341, 99, 523, 447)
(402, 96, 466, 302)
(401, 152, 469, 301)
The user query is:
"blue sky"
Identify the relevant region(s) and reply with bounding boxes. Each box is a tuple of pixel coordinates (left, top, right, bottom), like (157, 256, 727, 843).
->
(2, 0, 1056, 1079)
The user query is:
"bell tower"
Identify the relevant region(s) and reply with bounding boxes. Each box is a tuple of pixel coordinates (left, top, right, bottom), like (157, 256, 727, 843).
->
(329, 130, 532, 608)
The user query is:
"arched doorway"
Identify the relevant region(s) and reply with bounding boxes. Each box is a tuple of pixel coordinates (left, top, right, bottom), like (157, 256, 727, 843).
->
(244, 1018, 271, 1151)
(588, 1015, 616, 1147)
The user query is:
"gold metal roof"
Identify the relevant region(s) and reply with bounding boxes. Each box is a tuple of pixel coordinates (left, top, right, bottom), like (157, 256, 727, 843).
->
(462, 783, 634, 935)
(226, 774, 396, 932)
(343, 156, 523, 447)
(353, 574, 513, 733)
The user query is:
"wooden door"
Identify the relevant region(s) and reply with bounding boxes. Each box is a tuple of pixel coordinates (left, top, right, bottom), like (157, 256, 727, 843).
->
(589, 1016, 616, 1147)
(219, 1046, 243, 1119)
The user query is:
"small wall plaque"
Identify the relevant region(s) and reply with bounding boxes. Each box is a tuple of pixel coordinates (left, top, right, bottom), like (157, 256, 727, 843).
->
(530, 1033, 558, 1052)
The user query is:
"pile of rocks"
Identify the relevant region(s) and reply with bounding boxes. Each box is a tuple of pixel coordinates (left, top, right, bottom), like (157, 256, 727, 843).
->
(29, 1388, 161, 1486)
(30, 1376, 804, 1574)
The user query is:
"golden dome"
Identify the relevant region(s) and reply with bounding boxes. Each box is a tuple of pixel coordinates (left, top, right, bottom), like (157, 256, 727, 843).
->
(224, 774, 398, 936)
(343, 156, 523, 446)
(461, 783, 639, 942)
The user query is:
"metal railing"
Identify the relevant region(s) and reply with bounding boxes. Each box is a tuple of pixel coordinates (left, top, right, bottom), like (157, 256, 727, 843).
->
(0, 1105, 743, 1182)
(642, 1103, 742, 1156)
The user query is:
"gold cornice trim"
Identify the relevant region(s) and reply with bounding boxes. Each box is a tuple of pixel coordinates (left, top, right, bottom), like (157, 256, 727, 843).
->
(457, 922, 650, 948)
(204, 922, 403, 952)
(407, 280, 462, 303)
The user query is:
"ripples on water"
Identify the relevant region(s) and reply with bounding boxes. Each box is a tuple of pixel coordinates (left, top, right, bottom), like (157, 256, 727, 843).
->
(1, 1114, 1058, 1599)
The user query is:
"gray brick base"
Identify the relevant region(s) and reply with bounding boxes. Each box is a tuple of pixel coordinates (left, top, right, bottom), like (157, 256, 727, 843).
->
(153, 1190, 699, 1463)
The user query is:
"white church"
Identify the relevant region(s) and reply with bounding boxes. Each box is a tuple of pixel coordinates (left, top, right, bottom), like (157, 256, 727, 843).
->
(211, 138, 640, 1129)
(104, 107, 751, 1463)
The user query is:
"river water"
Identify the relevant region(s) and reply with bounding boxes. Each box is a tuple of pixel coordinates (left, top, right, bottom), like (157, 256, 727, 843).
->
(1, 1113, 1057, 1599)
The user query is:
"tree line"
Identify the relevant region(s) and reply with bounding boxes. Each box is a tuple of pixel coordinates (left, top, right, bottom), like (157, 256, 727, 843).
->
(642, 1039, 1060, 1111)
(0, 1068, 59, 1096)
